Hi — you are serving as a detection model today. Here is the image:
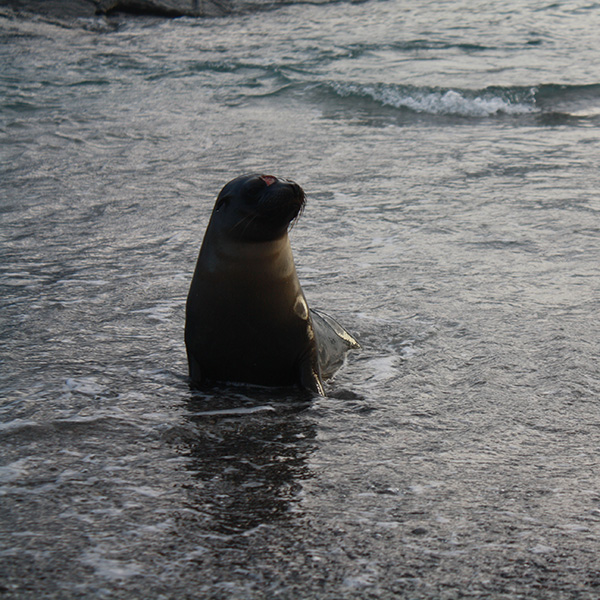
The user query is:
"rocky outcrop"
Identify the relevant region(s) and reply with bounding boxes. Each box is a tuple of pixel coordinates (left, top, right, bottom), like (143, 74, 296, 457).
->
(2, 0, 98, 18)
(1, 0, 340, 22)
(98, 0, 231, 17)
(0, 0, 232, 19)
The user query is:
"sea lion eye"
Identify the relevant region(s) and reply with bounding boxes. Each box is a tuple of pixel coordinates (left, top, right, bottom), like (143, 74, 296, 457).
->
(215, 194, 230, 211)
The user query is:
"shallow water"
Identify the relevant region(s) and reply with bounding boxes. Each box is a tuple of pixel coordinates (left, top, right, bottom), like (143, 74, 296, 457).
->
(1, 0, 600, 597)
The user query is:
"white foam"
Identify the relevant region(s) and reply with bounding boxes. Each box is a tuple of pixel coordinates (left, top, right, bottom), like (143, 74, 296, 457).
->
(192, 405, 276, 417)
(126, 486, 165, 498)
(0, 458, 31, 483)
(529, 544, 556, 554)
(0, 419, 39, 433)
(133, 301, 179, 322)
(333, 83, 537, 117)
(64, 377, 106, 396)
(79, 549, 144, 581)
(183, 545, 209, 560)
(364, 355, 399, 382)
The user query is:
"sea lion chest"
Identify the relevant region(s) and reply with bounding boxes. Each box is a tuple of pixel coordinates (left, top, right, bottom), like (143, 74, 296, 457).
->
(185, 234, 315, 386)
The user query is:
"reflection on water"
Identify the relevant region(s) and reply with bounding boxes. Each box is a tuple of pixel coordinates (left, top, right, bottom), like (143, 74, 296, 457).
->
(183, 389, 316, 535)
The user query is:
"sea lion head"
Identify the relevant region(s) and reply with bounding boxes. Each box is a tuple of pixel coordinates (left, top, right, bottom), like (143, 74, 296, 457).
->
(210, 173, 306, 242)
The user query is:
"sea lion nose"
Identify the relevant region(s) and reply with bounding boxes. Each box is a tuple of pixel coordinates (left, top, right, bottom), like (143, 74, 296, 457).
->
(260, 175, 277, 186)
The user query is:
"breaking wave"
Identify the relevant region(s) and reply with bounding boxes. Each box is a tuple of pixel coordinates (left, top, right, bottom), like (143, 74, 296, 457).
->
(327, 82, 600, 119)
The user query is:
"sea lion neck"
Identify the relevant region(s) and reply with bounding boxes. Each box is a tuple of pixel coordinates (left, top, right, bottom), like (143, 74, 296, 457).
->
(197, 227, 295, 275)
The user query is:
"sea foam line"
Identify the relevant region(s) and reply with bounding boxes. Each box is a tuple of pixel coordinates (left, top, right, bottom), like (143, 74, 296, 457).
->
(331, 82, 538, 117)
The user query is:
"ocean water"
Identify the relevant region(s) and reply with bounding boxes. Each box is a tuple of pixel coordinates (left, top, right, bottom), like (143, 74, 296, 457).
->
(1, 0, 600, 597)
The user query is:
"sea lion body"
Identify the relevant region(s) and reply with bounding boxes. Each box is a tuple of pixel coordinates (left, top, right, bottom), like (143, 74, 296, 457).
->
(185, 174, 357, 395)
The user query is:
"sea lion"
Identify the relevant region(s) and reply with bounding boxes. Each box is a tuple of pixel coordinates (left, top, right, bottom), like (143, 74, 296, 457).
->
(185, 173, 358, 395)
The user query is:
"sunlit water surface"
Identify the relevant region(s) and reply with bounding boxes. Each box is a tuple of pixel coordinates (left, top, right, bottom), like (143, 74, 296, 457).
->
(1, 0, 600, 597)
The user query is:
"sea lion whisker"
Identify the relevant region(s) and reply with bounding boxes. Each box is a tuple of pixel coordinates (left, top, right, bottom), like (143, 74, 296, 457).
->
(232, 213, 258, 235)
(289, 195, 306, 231)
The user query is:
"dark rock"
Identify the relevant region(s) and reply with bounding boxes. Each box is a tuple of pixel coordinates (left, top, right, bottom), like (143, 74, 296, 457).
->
(0, 0, 232, 19)
(96, 0, 231, 17)
(0, 0, 100, 18)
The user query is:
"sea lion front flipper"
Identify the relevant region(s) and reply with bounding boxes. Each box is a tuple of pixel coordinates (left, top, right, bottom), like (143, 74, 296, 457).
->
(298, 356, 325, 396)
(187, 350, 203, 385)
(310, 308, 360, 379)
